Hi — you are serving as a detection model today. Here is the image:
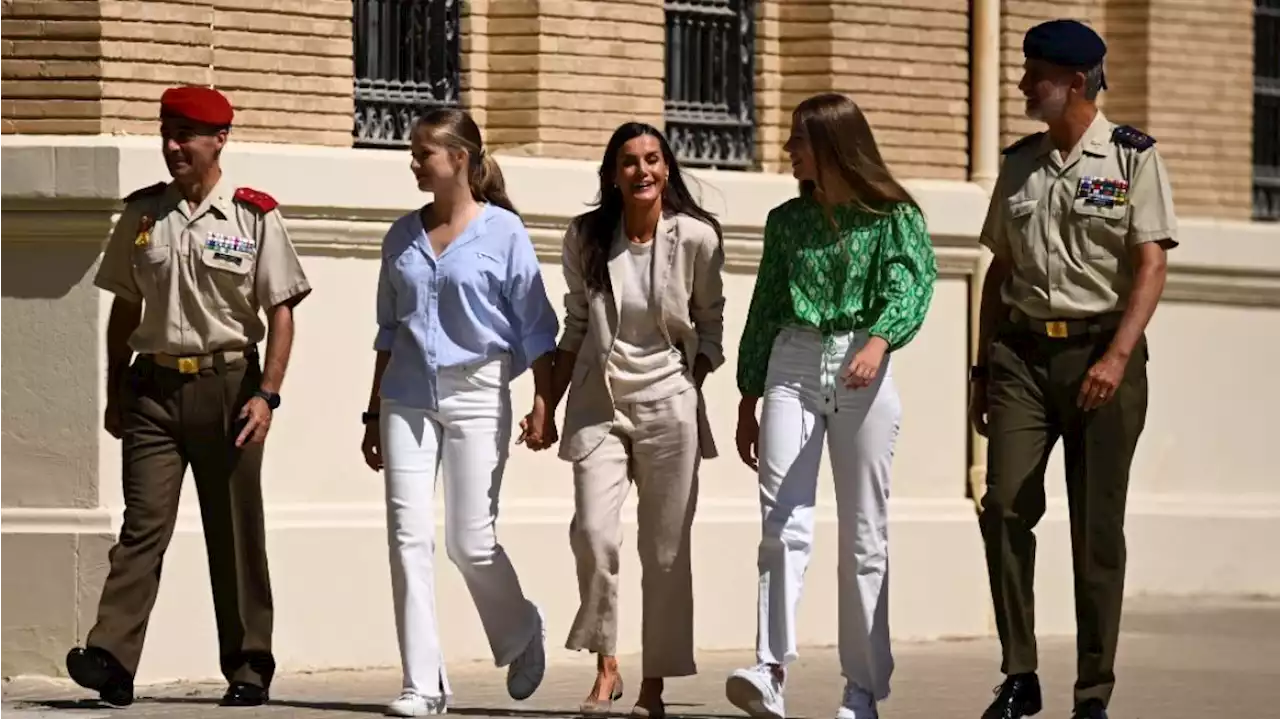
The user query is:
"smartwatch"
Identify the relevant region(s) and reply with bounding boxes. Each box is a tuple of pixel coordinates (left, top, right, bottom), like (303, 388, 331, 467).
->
(254, 390, 281, 410)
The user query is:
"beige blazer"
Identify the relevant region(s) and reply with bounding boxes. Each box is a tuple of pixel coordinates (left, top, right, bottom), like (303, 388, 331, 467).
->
(557, 210, 726, 463)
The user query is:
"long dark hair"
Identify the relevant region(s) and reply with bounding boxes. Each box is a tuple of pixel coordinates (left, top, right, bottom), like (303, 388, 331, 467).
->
(412, 108, 520, 217)
(794, 93, 917, 214)
(578, 122, 722, 294)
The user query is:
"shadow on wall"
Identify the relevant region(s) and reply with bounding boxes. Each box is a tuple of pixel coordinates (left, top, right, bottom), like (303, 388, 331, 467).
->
(1, 225, 112, 300)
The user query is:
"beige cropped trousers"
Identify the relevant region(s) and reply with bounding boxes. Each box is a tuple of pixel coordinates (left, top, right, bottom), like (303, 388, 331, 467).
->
(564, 387, 701, 678)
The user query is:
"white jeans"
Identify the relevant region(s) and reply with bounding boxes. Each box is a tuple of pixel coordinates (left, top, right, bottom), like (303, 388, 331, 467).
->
(754, 327, 902, 701)
(381, 355, 538, 698)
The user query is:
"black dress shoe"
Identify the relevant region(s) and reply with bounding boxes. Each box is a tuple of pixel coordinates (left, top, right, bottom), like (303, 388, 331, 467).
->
(981, 672, 1042, 719)
(65, 646, 134, 707)
(220, 681, 269, 707)
(1072, 699, 1108, 719)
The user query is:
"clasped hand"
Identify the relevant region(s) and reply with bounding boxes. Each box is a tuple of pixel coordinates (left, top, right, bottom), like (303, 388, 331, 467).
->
(518, 396, 558, 451)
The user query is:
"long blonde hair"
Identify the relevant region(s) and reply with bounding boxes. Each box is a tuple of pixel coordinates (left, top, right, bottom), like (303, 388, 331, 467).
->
(412, 108, 519, 217)
(794, 93, 916, 214)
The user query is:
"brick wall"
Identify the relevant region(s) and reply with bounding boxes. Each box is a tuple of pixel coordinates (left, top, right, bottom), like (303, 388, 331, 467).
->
(1, 0, 352, 146)
(477, 0, 664, 162)
(1140, 0, 1253, 219)
(754, 0, 971, 181)
(2, 0, 121, 135)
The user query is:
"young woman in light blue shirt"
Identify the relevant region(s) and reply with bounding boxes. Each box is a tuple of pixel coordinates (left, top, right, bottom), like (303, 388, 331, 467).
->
(359, 108, 560, 717)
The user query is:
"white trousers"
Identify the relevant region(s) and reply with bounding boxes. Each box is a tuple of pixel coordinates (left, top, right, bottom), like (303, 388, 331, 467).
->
(381, 355, 538, 698)
(754, 327, 902, 701)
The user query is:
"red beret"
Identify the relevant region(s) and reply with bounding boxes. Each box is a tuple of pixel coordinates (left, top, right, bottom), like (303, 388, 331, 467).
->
(159, 86, 234, 127)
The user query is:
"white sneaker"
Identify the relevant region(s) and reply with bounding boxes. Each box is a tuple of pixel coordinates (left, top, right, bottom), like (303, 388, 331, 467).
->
(506, 603, 546, 700)
(386, 691, 447, 717)
(725, 664, 786, 719)
(834, 683, 878, 719)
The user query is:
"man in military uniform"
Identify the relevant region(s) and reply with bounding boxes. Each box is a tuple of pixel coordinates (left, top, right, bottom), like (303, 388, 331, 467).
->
(969, 19, 1177, 719)
(65, 86, 312, 708)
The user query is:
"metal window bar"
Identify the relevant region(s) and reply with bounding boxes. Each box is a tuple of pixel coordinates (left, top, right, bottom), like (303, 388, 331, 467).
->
(353, 0, 461, 148)
(664, 0, 756, 169)
(1255, 0, 1280, 220)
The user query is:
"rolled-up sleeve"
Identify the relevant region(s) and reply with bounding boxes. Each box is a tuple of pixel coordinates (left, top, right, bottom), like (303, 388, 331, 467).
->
(689, 222, 726, 370)
(1127, 148, 1178, 248)
(504, 225, 560, 370)
(254, 209, 312, 310)
(94, 205, 143, 303)
(373, 250, 397, 352)
(557, 219, 589, 354)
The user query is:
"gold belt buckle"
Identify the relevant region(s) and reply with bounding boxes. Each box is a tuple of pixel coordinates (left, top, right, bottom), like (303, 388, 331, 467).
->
(176, 356, 200, 374)
(1045, 321, 1069, 339)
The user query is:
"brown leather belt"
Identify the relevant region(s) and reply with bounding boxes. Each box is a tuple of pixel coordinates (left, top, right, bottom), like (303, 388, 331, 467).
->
(147, 347, 256, 374)
(1009, 310, 1123, 339)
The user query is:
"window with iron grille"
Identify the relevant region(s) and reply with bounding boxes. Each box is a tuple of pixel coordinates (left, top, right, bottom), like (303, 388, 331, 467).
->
(1256, 0, 1280, 220)
(664, 1, 756, 169)
(353, 0, 461, 148)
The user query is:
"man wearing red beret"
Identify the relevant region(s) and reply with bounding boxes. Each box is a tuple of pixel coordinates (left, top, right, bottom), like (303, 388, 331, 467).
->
(65, 85, 312, 708)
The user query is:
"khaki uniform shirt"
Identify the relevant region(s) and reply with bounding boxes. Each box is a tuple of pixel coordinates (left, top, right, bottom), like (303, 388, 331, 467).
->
(979, 110, 1178, 320)
(94, 176, 312, 355)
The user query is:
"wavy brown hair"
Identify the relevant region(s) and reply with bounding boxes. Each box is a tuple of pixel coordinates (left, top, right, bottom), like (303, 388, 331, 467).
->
(578, 122, 721, 294)
(794, 93, 917, 214)
(413, 108, 520, 217)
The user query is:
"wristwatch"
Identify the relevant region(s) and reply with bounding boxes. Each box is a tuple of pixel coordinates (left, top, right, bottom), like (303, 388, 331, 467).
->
(361, 410, 379, 425)
(968, 365, 988, 381)
(254, 390, 281, 410)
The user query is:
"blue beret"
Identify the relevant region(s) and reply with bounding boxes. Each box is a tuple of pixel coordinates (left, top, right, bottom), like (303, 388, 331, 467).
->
(1023, 19, 1107, 70)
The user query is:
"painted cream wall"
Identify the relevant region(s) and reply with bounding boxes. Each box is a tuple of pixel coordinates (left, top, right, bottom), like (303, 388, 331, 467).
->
(3, 137, 1279, 684)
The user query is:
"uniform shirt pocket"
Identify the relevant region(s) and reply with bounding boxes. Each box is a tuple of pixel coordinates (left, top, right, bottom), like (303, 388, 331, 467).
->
(1070, 199, 1128, 260)
(133, 243, 172, 300)
(198, 237, 257, 308)
(1004, 196, 1039, 268)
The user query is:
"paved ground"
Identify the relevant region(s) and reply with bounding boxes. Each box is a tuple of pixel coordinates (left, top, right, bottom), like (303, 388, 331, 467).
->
(4, 596, 1277, 718)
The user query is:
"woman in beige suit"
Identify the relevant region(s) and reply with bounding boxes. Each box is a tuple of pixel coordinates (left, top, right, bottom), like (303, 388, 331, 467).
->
(524, 122, 725, 717)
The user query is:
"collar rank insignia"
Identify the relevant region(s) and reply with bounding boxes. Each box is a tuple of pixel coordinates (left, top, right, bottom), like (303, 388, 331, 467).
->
(134, 214, 156, 246)
(1076, 176, 1129, 208)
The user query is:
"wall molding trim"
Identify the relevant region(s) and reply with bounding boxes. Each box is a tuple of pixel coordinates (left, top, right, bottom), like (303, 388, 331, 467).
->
(6, 494, 1278, 536)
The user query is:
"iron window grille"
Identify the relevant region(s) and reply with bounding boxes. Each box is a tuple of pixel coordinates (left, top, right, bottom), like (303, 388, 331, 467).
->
(353, 0, 461, 148)
(664, 0, 756, 170)
(1256, 0, 1280, 220)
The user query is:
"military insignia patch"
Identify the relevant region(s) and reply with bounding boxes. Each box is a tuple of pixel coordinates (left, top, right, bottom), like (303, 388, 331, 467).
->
(1076, 176, 1129, 208)
(134, 214, 155, 246)
(1111, 125, 1155, 151)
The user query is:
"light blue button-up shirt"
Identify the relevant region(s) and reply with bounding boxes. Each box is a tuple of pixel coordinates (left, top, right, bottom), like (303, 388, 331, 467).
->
(374, 203, 559, 410)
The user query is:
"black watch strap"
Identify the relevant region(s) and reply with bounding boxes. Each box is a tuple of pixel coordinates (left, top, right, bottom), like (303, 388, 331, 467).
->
(969, 365, 988, 381)
(362, 410, 379, 424)
(253, 389, 281, 410)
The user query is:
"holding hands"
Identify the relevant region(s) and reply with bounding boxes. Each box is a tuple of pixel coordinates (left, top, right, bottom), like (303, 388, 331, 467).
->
(518, 395, 558, 451)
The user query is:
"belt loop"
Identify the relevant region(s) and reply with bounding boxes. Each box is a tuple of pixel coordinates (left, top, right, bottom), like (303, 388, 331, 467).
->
(212, 352, 227, 375)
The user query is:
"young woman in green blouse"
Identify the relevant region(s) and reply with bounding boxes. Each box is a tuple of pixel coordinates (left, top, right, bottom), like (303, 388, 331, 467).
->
(724, 93, 937, 719)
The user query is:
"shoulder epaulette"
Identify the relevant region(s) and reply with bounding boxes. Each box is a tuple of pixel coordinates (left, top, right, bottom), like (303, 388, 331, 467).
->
(1002, 132, 1045, 156)
(123, 182, 167, 203)
(1111, 125, 1156, 152)
(233, 187, 279, 213)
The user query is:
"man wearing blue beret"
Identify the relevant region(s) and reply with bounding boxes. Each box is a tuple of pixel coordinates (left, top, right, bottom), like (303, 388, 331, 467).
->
(969, 18, 1178, 719)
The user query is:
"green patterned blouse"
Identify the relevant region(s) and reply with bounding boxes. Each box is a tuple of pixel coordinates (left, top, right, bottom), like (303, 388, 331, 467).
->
(736, 197, 938, 397)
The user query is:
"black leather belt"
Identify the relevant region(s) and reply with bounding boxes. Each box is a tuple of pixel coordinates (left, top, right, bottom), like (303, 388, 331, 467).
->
(1009, 310, 1122, 339)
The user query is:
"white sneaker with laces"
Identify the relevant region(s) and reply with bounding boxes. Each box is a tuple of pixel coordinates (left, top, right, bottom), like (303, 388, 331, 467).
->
(505, 603, 546, 701)
(386, 691, 447, 717)
(834, 682, 878, 719)
(725, 664, 786, 719)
